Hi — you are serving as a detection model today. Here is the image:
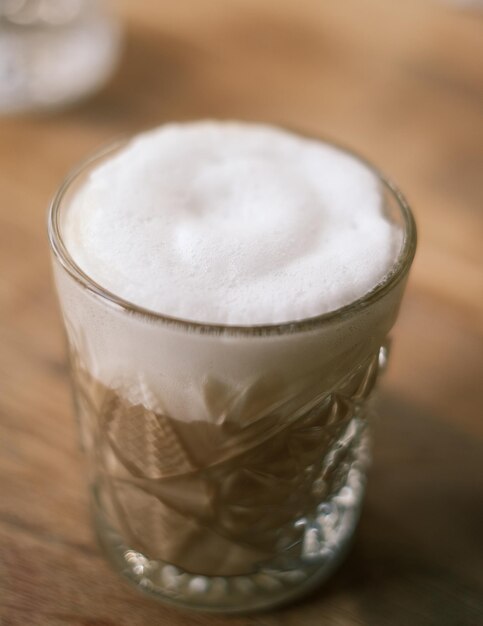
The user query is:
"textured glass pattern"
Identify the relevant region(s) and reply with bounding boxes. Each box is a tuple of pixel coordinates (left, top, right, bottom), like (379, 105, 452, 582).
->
(68, 343, 379, 610)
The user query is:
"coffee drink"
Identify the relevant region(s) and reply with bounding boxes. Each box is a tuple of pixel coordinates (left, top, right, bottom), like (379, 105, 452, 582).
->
(49, 122, 415, 611)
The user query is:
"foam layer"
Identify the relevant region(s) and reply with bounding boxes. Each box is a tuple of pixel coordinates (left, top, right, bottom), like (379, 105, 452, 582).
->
(64, 121, 402, 325)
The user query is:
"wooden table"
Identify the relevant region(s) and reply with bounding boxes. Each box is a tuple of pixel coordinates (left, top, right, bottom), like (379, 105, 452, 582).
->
(1, 0, 482, 624)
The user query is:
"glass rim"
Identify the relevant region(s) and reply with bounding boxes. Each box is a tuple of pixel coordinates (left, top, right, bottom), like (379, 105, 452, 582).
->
(47, 130, 417, 337)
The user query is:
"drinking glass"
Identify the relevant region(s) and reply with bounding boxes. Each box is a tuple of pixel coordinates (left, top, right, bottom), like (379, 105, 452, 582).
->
(0, 0, 121, 113)
(48, 138, 416, 613)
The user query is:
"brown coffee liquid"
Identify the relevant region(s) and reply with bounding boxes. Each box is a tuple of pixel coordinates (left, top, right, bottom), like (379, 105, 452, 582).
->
(71, 348, 378, 577)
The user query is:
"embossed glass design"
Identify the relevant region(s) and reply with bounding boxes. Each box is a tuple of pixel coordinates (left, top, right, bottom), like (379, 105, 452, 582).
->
(48, 139, 416, 613)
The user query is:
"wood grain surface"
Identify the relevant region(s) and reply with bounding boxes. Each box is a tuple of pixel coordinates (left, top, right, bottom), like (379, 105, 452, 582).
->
(1, 0, 482, 624)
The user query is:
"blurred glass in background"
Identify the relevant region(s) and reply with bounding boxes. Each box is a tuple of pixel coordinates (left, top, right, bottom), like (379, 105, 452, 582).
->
(0, 0, 121, 113)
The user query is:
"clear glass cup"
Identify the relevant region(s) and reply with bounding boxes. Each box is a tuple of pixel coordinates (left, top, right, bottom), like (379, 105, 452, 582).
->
(47, 137, 416, 613)
(0, 0, 121, 114)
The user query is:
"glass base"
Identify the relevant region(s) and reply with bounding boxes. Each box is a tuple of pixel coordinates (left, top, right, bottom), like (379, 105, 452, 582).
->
(91, 431, 369, 614)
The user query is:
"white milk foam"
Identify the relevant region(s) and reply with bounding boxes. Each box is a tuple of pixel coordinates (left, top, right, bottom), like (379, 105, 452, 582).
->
(64, 121, 402, 325)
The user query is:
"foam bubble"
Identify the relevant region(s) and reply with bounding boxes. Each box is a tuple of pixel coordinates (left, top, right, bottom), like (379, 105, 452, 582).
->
(64, 121, 402, 325)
